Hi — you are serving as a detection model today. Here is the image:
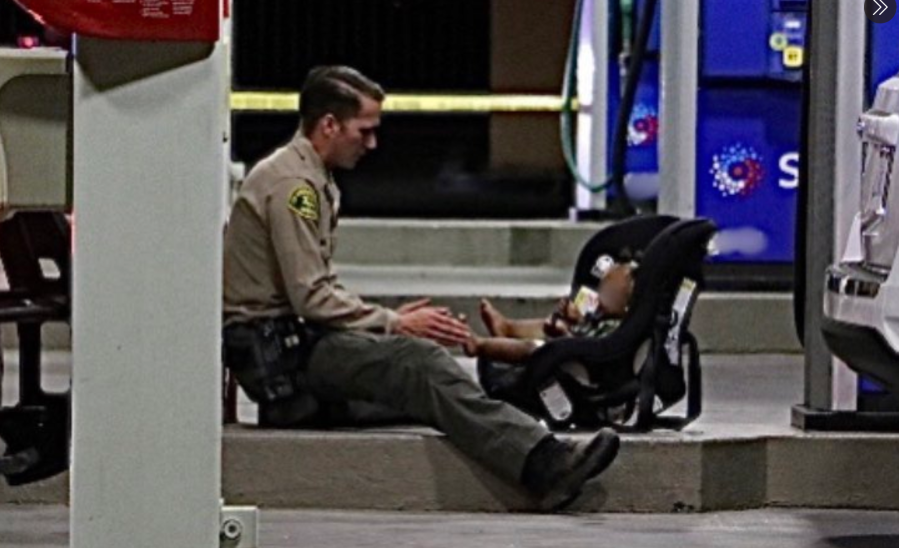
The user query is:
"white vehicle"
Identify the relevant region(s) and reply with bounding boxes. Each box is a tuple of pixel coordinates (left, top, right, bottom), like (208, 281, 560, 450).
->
(824, 75, 899, 395)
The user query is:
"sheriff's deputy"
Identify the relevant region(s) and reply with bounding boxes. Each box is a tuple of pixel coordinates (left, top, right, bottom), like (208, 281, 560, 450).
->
(222, 65, 620, 511)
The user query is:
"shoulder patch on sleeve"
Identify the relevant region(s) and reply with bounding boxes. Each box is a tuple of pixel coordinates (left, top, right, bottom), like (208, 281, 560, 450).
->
(287, 184, 320, 221)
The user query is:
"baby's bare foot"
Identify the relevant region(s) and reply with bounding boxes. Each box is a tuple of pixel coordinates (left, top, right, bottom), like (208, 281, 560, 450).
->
(479, 298, 509, 337)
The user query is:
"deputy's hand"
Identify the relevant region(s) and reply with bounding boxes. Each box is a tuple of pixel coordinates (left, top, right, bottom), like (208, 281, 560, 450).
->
(397, 297, 454, 319)
(396, 298, 432, 314)
(395, 305, 471, 346)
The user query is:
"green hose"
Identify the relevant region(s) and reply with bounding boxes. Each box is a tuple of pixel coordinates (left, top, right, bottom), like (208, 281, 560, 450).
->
(561, 0, 653, 214)
(560, 0, 613, 193)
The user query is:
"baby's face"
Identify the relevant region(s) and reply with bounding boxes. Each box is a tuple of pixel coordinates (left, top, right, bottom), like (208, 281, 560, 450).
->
(598, 264, 634, 317)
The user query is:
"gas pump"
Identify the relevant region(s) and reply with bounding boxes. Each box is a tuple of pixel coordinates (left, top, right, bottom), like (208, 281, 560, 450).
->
(606, 0, 661, 207)
(659, 0, 807, 275)
(571, 0, 660, 218)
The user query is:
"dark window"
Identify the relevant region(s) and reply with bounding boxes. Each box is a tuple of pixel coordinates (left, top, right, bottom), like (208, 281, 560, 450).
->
(0, 0, 42, 46)
(231, 0, 571, 218)
(233, 0, 490, 92)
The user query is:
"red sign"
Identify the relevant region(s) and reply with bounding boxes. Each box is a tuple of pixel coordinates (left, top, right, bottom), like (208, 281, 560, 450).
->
(14, 0, 220, 42)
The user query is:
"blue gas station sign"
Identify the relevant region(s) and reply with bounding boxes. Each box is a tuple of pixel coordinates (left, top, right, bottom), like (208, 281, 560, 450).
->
(696, 88, 802, 262)
(696, 0, 806, 263)
(600, 0, 806, 262)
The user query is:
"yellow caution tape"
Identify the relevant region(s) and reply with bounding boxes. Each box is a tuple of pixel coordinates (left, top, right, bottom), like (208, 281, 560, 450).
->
(230, 92, 576, 113)
(231, 92, 299, 112)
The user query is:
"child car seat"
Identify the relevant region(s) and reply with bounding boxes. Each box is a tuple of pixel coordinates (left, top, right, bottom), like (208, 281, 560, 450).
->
(477, 215, 717, 431)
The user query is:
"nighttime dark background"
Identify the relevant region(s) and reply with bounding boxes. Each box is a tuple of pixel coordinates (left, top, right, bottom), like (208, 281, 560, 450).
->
(0, 0, 41, 44)
(0, 0, 573, 218)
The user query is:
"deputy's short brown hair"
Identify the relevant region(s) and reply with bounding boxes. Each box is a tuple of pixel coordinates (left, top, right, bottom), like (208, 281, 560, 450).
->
(299, 66, 384, 134)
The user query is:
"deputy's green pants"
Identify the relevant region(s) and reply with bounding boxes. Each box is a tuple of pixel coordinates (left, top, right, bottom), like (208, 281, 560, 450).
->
(304, 331, 550, 483)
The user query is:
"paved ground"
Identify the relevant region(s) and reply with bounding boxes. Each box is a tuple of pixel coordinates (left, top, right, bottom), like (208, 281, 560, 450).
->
(3, 505, 899, 548)
(8, 350, 893, 548)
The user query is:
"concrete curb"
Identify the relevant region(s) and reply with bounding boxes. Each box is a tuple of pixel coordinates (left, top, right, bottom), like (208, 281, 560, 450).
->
(4, 429, 897, 513)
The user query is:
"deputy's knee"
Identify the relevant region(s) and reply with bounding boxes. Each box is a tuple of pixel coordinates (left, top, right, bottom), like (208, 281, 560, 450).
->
(392, 337, 469, 383)
(389, 335, 448, 359)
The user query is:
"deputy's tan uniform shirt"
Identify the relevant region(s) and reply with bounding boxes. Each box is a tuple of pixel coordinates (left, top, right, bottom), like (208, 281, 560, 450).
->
(223, 132, 399, 331)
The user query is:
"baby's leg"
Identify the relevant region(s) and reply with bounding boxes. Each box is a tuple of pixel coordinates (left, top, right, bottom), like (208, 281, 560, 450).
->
(463, 335, 539, 365)
(479, 299, 546, 339)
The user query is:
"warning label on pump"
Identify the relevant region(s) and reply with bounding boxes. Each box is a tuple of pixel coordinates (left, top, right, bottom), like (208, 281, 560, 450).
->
(14, 0, 219, 41)
(82, 0, 198, 20)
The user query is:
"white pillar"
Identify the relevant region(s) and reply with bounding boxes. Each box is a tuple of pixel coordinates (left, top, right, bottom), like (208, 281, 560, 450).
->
(830, 1, 866, 410)
(575, 0, 609, 213)
(658, 0, 699, 217)
(71, 37, 226, 548)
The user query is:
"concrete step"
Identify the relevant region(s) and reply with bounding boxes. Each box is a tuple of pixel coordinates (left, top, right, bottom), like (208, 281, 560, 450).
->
(3, 353, 898, 513)
(334, 219, 608, 267)
(5, 428, 897, 513)
(219, 427, 899, 513)
(0, 219, 801, 353)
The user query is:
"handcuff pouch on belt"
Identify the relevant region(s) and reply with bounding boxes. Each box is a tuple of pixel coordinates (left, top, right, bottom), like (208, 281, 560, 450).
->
(223, 316, 313, 404)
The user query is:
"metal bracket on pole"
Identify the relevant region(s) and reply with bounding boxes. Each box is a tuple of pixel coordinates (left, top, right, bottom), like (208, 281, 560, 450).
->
(220, 505, 259, 548)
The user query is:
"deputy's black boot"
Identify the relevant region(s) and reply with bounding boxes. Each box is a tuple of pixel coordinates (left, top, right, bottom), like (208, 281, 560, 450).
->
(521, 428, 620, 512)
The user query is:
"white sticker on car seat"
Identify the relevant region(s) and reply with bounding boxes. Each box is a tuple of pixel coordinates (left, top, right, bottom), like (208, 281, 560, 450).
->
(539, 381, 573, 422)
(665, 278, 698, 365)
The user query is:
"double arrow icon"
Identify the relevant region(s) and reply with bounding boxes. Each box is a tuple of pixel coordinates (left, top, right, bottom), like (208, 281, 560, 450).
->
(874, 0, 888, 16)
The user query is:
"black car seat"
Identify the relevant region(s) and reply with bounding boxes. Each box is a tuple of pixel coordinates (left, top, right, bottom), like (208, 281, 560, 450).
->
(478, 215, 716, 431)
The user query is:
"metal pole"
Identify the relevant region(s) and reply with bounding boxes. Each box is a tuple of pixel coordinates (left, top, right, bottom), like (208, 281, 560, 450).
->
(658, 0, 699, 218)
(801, 0, 865, 411)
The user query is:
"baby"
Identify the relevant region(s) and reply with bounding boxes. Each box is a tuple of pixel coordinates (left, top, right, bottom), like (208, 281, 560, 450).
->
(463, 257, 636, 364)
